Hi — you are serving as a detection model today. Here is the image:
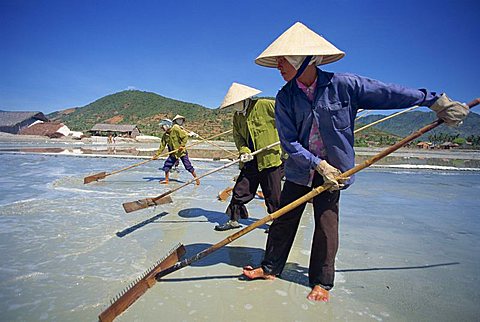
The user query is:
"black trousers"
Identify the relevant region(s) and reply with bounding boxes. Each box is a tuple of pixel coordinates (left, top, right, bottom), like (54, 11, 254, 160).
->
(226, 159, 283, 221)
(261, 172, 340, 290)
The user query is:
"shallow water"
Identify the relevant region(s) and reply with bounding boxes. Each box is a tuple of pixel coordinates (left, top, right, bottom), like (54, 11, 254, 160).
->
(0, 153, 479, 321)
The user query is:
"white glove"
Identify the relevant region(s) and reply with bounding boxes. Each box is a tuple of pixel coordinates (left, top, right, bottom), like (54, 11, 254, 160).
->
(315, 160, 346, 190)
(429, 93, 469, 127)
(188, 131, 199, 138)
(240, 153, 254, 163)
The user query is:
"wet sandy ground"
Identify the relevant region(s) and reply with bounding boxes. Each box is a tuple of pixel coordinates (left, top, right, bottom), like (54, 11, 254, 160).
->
(0, 153, 479, 321)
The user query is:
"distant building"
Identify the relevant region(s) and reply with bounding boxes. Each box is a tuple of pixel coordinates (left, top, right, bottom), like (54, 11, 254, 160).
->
(89, 124, 141, 138)
(416, 141, 432, 149)
(19, 122, 71, 138)
(439, 142, 459, 149)
(0, 111, 49, 134)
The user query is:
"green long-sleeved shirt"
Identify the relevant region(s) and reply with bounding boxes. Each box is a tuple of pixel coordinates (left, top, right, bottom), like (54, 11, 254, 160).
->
(155, 124, 188, 158)
(233, 99, 282, 171)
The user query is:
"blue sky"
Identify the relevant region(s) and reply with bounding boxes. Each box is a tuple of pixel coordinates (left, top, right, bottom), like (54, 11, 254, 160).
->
(1, 0, 478, 114)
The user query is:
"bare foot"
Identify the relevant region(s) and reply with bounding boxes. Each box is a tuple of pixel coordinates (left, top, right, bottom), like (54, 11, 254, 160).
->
(307, 285, 329, 302)
(242, 266, 275, 280)
(159, 180, 169, 184)
(195, 178, 200, 185)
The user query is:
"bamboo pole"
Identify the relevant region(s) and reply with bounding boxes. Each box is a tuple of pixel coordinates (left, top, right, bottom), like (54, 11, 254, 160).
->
(354, 109, 371, 121)
(182, 126, 237, 158)
(354, 106, 419, 133)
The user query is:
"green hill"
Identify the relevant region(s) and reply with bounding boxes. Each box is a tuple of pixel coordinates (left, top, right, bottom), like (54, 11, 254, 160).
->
(48, 90, 234, 138)
(353, 125, 402, 147)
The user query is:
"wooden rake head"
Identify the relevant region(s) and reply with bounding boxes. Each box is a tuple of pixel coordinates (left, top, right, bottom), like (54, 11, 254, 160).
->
(83, 172, 107, 184)
(217, 186, 233, 201)
(122, 196, 173, 213)
(98, 243, 186, 322)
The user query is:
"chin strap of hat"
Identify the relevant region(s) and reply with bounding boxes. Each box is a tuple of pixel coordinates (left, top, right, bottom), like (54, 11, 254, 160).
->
(294, 55, 313, 80)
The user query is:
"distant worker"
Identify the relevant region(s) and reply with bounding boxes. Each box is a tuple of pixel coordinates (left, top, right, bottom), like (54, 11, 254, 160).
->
(173, 114, 199, 138)
(154, 118, 200, 185)
(171, 114, 186, 171)
(172, 114, 186, 127)
(214, 83, 283, 231)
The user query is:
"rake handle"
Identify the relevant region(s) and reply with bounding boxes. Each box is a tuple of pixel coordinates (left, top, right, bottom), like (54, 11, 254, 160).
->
(151, 141, 280, 202)
(354, 105, 419, 134)
(152, 128, 233, 162)
(182, 126, 238, 158)
(108, 158, 154, 176)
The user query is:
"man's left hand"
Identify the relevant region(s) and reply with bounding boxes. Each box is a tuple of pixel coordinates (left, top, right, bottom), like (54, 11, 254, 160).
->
(240, 153, 254, 163)
(429, 93, 469, 127)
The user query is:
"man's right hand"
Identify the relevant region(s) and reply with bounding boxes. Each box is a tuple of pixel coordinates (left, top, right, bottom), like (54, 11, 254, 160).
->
(315, 160, 347, 190)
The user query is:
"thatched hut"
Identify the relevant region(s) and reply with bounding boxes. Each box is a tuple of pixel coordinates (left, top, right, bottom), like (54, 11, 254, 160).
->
(439, 142, 459, 149)
(89, 124, 141, 138)
(416, 141, 432, 149)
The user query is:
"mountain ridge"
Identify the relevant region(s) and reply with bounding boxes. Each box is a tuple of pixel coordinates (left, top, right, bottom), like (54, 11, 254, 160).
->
(358, 110, 480, 139)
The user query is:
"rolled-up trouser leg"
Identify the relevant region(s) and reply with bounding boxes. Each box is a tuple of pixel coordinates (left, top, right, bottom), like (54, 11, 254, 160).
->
(162, 155, 177, 172)
(262, 180, 309, 275)
(225, 164, 259, 221)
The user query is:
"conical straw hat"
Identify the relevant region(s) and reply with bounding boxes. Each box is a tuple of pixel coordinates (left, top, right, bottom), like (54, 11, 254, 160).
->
(159, 118, 173, 128)
(172, 114, 185, 122)
(255, 22, 345, 68)
(219, 83, 262, 109)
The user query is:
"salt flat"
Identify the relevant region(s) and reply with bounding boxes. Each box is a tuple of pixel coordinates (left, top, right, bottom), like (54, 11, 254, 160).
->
(0, 151, 479, 321)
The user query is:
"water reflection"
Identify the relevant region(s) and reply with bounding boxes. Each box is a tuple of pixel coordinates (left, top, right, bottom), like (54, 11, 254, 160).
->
(0, 146, 234, 160)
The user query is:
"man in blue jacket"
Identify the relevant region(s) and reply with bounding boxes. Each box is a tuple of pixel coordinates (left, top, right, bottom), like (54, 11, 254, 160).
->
(242, 22, 469, 302)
